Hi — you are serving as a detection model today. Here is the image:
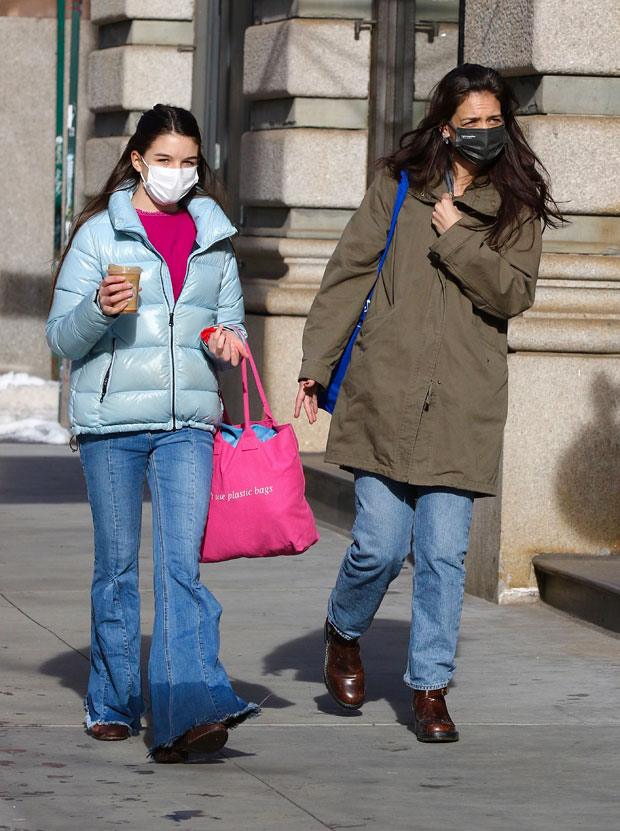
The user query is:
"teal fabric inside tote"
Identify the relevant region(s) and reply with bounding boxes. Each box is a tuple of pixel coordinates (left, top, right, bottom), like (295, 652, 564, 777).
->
(219, 423, 277, 447)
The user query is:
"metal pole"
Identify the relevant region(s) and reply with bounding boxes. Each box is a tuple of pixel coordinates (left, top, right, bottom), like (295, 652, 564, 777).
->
(192, 0, 221, 172)
(458, 0, 466, 65)
(367, 0, 416, 184)
(64, 0, 82, 242)
(54, 0, 65, 260)
(52, 0, 65, 385)
(59, 0, 82, 427)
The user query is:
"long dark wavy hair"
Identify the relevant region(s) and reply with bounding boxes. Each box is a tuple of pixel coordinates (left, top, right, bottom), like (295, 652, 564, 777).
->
(382, 64, 565, 249)
(52, 104, 224, 293)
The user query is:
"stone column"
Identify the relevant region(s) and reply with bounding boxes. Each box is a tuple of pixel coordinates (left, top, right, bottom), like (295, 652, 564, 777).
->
(231, 1, 372, 451)
(86, 0, 195, 197)
(464, 0, 620, 602)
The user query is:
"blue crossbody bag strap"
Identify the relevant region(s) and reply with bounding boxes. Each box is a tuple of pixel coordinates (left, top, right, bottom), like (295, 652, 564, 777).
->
(317, 169, 410, 414)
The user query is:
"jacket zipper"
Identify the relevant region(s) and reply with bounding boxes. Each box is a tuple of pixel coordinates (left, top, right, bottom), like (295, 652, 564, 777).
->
(152, 258, 179, 431)
(423, 380, 433, 411)
(168, 310, 176, 429)
(408, 275, 447, 467)
(165, 255, 196, 432)
(100, 338, 116, 403)
(125, 228, 219, 432)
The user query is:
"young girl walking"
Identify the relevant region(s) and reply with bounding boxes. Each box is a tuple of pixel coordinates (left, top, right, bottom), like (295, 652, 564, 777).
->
(47, 104, 259, 762)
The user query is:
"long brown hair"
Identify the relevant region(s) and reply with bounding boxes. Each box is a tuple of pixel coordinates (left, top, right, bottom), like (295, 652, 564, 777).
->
(52, 104, 224, 293)
(382, 64, 565, 249)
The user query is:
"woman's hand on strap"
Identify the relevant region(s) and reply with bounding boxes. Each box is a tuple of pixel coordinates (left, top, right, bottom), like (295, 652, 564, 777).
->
(294, 379, 319, 425)
(207, 326, 249, 367)
(431, 192, 463, 235)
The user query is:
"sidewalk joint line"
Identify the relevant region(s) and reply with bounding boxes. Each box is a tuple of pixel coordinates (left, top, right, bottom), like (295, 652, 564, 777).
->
(0, 592, 89, 662)
(241, 721, 608, 728)
(220, 750, 333, 829)
(5, 721, 619, 730)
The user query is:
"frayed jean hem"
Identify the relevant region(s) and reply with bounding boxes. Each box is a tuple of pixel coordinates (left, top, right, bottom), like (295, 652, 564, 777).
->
(148, 702, 261, 756)
(84, 696, 142, 735)
(84, 714, 141, 736)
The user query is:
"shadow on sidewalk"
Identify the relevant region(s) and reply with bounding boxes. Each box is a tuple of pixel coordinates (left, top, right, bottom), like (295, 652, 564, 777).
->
(38, 636, 293, 756)
(0, 455, 88, 504)
(262, 619, 461, 726)
(0, 453, 151, 504)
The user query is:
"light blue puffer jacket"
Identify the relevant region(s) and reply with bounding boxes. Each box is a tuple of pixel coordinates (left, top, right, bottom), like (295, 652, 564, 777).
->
(46, 189, 246, 436)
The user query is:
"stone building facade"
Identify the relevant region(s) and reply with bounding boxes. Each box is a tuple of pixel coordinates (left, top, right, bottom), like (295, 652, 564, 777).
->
(465, 0, 620, 601)
(2, 0, 618, 602)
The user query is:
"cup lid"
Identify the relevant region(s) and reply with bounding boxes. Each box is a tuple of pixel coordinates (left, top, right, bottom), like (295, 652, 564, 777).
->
(107, 264, 142, 274)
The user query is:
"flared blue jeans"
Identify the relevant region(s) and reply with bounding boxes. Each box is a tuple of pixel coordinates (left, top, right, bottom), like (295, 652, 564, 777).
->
(78, 428, 259, 751)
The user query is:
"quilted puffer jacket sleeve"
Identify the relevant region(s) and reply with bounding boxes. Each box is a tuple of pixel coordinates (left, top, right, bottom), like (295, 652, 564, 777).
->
(202, 243, 247, 368)
(46, 221, 114, 360)
(215, 244, 246, 337)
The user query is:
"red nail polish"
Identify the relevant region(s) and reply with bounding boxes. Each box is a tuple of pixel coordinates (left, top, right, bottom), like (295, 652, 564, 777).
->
(200, 326, 217, 342)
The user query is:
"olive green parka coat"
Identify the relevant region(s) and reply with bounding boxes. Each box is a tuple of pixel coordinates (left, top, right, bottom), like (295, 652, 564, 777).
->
(299, 170, 542, 496)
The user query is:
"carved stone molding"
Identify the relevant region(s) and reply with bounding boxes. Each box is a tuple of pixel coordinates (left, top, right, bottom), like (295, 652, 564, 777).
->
(509, 254, 620, 353)
(236, 236, 335, 315)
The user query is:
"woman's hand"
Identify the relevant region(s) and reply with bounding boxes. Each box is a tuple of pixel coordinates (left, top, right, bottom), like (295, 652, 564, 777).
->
(294, 379, 319, 425)
(207, 326, 249, 367)
(98, 274, 140, 316)
(431, 193, 463, 235)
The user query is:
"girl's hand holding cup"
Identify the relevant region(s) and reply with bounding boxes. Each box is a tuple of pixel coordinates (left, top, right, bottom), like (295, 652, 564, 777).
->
(100, 265, 142, 316)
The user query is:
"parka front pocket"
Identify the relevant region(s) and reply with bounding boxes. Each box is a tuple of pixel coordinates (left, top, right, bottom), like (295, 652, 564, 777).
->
(99, 338, 116, 403)
(472, 306, 506, 354)
(358, 306, 398, 342)
(344, 307, 399, 402)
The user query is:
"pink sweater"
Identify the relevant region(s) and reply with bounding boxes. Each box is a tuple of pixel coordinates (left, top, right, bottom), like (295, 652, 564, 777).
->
(137, 208, 197, 301)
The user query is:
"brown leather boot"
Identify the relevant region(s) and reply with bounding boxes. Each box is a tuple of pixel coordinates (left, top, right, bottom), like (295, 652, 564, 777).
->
(412, 687, 459, 742)
(175, 723, 228, 754)
(151, 745, 189, 764)
(323, 619, 365, 709)
(89, 723, 130, 741)
(152, 723, 228, 764)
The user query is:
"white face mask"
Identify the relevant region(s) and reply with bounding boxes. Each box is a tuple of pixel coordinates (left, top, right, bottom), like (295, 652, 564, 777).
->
(139, 156, 199, 206)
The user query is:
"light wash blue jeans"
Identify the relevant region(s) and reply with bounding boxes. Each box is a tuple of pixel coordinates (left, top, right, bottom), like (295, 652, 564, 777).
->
(78, 428, 259, 751)
(328, 471, 474, 691)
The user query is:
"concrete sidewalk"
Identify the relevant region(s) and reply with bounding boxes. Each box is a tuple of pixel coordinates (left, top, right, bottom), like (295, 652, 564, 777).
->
(1, 443, 620, 831)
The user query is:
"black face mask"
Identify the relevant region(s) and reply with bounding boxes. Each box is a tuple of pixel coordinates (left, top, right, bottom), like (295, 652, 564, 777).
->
(447, 121, 507, 165)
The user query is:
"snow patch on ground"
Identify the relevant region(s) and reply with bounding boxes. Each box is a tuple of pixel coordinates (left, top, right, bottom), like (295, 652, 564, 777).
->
(0, 372, 70, 444)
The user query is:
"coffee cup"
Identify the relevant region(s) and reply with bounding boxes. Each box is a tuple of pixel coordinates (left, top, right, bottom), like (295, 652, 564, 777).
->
(107, 264, 142, 314)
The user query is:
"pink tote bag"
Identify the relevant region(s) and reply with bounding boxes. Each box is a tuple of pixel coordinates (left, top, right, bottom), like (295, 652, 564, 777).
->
(200, 343, 319, 563)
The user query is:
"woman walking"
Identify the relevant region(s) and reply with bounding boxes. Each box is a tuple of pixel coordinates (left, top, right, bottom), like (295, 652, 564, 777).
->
(47, 104, 259, 762)
(295, 65, 562, 742)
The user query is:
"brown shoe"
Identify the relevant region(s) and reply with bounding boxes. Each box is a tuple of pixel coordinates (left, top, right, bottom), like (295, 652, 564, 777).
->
(176, 723, 229, 754)
(152, 723, 228, 764)
(152, 746, 189, 764)
(412, 687, 459, 743)
(89, 723, 130, 742)
(323, 619, 365, 709)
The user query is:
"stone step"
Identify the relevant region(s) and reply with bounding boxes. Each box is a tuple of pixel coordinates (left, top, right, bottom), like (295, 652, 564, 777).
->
(303, 458, 620, 631)
(533, 554, 620, 634)
(302, 452, 354, 534)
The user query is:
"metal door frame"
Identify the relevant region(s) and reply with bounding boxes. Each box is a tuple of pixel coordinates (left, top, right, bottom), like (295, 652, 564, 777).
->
(367, 0, 465, 182)
(192, 0, 253, 225)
